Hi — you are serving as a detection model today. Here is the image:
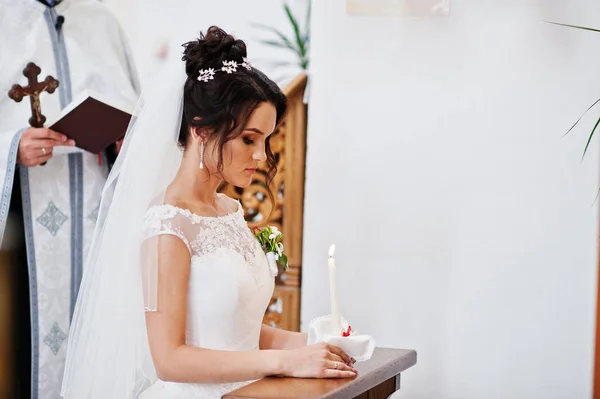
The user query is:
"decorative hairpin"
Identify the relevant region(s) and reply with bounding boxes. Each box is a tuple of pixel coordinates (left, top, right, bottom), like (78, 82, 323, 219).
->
(198, 57, 253, 83)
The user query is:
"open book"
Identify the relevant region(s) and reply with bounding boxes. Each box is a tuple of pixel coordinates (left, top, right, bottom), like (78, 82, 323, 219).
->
(47, 90, 134, 155)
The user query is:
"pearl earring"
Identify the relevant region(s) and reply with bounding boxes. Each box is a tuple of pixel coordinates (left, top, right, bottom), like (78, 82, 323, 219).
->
(199, 141, 204, 169)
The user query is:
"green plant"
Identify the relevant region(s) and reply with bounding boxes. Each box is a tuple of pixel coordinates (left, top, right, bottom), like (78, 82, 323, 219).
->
(548, 22, 600, 158)
(252, 1, 311, 71)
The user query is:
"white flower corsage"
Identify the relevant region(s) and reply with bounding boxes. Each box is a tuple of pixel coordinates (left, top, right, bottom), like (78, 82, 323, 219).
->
(253, 225, 288, 277)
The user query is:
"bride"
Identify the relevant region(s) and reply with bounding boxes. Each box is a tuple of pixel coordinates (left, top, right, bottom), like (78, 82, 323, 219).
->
(60, 26, 356, 399)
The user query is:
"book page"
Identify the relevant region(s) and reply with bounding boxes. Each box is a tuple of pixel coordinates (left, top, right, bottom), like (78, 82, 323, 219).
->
(53, 145, 85, 156)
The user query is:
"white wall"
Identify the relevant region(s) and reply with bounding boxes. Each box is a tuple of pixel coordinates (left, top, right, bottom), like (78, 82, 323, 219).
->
(104, 0, 309, 90)
(302, 1, 600, 398)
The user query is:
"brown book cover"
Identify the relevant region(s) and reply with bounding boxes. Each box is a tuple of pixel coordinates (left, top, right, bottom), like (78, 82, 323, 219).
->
(48, 92, 133, 154)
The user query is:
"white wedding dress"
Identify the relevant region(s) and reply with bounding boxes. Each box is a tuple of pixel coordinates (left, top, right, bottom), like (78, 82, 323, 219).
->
(138, 196, 275, 399)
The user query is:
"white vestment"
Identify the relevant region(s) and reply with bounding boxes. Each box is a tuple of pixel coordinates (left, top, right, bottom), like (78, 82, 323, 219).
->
(0, 1, 139, 398)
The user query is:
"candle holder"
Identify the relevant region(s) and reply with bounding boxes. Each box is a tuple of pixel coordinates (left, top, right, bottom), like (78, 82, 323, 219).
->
(306, 314, 375, 362)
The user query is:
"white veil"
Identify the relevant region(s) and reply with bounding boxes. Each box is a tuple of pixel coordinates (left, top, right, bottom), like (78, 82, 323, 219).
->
(60, 62, 187, 398)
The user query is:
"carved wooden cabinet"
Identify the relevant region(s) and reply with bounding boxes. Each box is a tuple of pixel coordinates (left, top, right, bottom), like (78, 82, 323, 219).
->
(219, 73, 308, 332)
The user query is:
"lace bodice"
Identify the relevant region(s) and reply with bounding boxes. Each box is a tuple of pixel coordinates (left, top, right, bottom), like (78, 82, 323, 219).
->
(139, 199, 275, 398)
(143, 202, 268, 283)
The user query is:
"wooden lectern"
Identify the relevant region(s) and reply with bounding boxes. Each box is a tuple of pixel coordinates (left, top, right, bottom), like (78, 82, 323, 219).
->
(223, 348, 417, 399)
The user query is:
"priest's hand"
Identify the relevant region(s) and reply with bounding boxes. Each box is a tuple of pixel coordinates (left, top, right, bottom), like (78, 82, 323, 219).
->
(280, 342, 357, 379)
(17, 127, 76, 167)
(115, 138, 124, 154)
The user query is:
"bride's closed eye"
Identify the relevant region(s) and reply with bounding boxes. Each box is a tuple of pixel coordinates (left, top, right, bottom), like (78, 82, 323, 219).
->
(242, 136, 255, 145)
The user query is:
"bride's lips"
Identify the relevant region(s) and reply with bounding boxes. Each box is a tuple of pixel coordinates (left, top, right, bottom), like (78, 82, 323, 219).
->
(245, 168, 257, 175)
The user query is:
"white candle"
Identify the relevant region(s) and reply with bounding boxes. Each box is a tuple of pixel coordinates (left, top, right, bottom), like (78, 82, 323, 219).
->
(328, 244, 343, 335)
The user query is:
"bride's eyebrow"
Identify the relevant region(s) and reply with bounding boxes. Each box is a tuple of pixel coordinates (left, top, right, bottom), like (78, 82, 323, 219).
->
(243, 128, 264, 135)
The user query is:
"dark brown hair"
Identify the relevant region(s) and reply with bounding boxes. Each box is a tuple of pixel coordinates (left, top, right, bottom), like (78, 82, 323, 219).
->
(180, 26, 287, 192)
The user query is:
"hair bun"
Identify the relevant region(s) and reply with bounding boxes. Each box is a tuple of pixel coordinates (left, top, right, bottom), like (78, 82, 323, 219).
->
(182, 26, 247, 78)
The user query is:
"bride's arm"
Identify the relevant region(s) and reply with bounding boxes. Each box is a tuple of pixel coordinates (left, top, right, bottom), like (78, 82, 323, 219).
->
(145, 235, 284, 383)
(144, 235, 355, 383)
(259, 324, 307, 350)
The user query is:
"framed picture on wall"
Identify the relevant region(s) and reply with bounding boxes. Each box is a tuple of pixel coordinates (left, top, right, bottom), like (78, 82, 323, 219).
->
(346, 0, 450, 17)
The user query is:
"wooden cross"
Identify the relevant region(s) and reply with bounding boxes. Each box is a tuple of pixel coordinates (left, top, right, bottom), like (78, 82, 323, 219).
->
(8, 62, 59, 128)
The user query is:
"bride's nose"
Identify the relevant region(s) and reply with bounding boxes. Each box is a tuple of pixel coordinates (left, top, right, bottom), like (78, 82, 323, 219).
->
(252, 148, 266, 162)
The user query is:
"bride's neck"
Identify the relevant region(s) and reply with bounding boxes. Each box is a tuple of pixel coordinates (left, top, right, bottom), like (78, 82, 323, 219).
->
(171, 151, 222, 204)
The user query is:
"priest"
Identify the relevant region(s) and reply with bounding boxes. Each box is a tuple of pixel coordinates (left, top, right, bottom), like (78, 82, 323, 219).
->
(0, 1, 140, 398)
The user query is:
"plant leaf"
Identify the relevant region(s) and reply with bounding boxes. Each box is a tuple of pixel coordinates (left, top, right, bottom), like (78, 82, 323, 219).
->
(279, 254, 288, 270)
(546, 21, 600, 33)
(262, 60, 296, 68)
(284, 3, 306, 57)
(258, 39, 300, 55)
(565, 97, 600, 136)
(250, 2, 310, 71)
(250, 22, 298, 53)
(582, 115, 600, 159)
(593, 187, 600, 206)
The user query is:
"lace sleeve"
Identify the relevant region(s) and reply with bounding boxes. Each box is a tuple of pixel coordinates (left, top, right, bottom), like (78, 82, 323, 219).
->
(141, 205, 194, 312)
(142, 205, 192, 254)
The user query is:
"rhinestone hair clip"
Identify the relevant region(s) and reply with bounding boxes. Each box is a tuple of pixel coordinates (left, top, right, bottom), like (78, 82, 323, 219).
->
(197, 58, 252, 83)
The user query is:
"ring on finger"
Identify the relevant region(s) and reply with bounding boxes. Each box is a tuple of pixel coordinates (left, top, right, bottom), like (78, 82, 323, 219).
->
(42, 147, 47, 155)
(334, 361, 339, 370)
